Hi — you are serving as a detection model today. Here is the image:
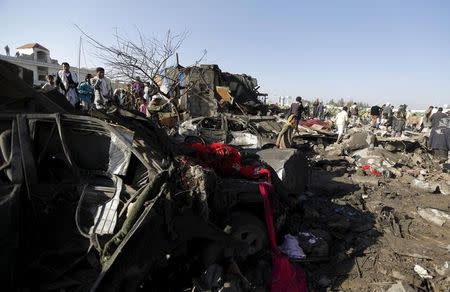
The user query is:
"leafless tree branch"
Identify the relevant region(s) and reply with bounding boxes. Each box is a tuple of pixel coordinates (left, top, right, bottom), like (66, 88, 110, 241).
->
(75, 24, 206, 103)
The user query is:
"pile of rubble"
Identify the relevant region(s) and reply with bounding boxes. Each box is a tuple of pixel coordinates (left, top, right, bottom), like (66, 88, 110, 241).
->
(1, 60, 311, 291)
(2, 58, 450, 291)
(299, 123, 450, 291)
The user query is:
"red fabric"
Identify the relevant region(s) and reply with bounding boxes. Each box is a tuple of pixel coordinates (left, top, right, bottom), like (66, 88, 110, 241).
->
(258, 183, 308, 292)
(187, 143, 272, 181)
(300, 119, 331, 129)
(361, 165, 382, 177)
(189, 143, 241, 174)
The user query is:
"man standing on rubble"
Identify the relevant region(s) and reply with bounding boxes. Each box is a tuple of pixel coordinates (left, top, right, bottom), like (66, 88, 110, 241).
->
(313, 98, 320, 118)
(398, 104, 407, 119)
(92, 67, 113, 109)
(276, 115, 296, 148)
(392, 112, 406, 137)
(318, 101, 325, 120)
(430, 107, 448, 128)
(370, 104, 382, 128)
(335, 106, 349, 143)
(55, 62, 79, 107)
(381, 102, 393, 127)
(289, 96, 304, 133)
(350, 102, 359, 125)
(428, 108, 450, 163)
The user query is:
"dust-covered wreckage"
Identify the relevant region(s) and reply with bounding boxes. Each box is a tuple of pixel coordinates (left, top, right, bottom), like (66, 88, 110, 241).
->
(0, 59, 310, 291)
(161, 64, 269, 118)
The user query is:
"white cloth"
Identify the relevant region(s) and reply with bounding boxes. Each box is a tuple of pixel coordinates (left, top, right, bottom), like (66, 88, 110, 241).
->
(337, 124, 346, 136)
(57, 70, 79, 106)
(91, 76, 113, 109)
(335, 110, 348, 127)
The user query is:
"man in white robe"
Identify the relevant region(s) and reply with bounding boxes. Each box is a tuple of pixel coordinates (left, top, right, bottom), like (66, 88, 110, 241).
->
(55, 62, 79, 106)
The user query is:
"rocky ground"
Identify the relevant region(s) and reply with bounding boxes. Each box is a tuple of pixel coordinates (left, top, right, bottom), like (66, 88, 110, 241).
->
(289, 128, 450, 291)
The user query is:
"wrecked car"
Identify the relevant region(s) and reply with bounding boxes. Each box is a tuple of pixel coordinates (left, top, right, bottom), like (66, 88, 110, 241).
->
(178, 114, 283, 149)
(0, 110, 296, 291)
(0, 58, 311, 291)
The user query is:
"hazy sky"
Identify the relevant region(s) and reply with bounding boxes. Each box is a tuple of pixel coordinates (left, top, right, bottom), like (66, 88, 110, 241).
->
(1, 0, 449, 108)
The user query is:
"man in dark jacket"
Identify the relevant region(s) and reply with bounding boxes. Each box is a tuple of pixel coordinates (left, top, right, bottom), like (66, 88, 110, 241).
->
(370, 105, 382, 128)
(381, 103, 393, 127)
(429, 108, 449, 163)
(430, 107, 448, 128)
(312, 98, 320, 118)
(289, 96, 304, 133)
(392, 112, 406, 137)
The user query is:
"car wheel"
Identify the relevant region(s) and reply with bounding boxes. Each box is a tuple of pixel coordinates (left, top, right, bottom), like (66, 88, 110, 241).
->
(229, 212, 268, 255)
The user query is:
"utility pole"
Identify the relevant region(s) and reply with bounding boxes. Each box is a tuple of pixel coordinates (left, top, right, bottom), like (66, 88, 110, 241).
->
(77, 36, 81, 79)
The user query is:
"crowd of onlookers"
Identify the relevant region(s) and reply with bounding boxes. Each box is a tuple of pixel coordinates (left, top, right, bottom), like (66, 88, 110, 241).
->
(40, 62, 167, 116)
(281, 96, 450, 161)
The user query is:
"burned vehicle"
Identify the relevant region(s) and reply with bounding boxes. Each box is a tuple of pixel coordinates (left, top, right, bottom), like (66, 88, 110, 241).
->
(178, 114, 283, 149)
(0, 73, 302, 291)
(0, 109, 299, 291)
(0, 59, 310, 291)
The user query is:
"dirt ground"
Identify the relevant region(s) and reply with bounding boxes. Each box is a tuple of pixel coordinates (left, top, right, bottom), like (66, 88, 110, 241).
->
(293, 154, 450, 291)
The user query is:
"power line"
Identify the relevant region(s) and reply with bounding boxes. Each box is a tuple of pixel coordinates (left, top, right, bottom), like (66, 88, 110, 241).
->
(81, 37, 88, 68)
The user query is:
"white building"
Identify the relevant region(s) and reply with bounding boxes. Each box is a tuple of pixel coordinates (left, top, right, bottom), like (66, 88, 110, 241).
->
(0, 43, 94, 85)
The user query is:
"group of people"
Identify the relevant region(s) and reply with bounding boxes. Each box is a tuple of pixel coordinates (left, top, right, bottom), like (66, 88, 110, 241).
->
(277, 97, 450, 156)
(369, 103, 408, 137)
(276, 96, 326, 148)
(41, 63, 113, 110)
(281, 98, 361, 146)
(40, 62, 164, 114)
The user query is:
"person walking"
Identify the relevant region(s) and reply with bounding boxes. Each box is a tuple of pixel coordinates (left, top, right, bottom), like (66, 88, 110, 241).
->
(289, 96, 304, 134)
(392, 112, 406, 137)
(276, 115, 297, 149)
(335, 106, 349, 143)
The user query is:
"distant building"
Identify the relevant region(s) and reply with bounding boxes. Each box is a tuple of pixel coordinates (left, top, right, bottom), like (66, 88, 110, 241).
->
(0, 42, 94, 86)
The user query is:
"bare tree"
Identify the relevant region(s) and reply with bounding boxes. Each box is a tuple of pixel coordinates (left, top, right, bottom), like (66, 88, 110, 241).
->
(76, 25, 206, 106)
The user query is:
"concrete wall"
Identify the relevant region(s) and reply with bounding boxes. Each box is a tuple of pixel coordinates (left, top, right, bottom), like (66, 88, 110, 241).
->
(0, 54, 95, 85)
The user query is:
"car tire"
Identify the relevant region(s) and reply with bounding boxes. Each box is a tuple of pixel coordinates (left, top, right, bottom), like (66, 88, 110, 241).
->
(229, 212, 268, 256)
